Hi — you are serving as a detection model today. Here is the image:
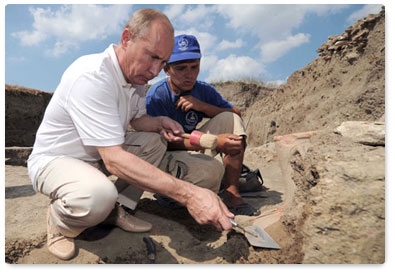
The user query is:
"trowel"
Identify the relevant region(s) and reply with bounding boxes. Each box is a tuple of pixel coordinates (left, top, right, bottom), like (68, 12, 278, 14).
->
(229, 218, 280, 249)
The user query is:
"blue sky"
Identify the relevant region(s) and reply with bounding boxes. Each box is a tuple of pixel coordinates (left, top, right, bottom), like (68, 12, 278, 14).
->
(4, 3, 384, 93)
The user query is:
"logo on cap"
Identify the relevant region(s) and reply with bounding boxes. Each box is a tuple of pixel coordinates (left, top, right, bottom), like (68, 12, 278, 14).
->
(178, 38, 189, 51)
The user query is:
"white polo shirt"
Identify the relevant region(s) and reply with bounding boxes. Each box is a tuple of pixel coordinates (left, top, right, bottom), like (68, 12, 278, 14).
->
(27, 44, 146, 189)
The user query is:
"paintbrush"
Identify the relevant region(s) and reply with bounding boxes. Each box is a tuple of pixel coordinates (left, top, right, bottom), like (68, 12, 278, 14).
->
(181, 131, 218, 149)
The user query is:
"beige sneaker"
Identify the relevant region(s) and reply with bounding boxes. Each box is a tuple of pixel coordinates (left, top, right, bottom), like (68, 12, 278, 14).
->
(47, 208, 75, 260)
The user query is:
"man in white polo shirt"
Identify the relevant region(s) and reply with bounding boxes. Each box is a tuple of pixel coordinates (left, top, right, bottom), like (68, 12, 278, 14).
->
(28, 8, 234, 261)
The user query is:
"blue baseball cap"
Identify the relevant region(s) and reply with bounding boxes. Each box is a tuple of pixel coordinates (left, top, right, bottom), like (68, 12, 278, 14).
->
(167, 34, 201, 64)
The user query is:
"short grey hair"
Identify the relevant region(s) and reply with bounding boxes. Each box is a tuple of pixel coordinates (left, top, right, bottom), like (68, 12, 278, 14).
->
(124, 8, 174, 40)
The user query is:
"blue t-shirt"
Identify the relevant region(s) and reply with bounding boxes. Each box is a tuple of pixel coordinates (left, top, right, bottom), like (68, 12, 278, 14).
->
(146, 79, 233, 133)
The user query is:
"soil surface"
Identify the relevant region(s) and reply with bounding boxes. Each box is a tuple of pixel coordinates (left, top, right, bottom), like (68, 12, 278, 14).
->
(4, 7, 386, 265)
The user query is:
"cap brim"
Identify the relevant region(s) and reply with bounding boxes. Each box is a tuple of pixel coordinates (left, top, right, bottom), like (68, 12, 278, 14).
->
(168, 52, 201, 64)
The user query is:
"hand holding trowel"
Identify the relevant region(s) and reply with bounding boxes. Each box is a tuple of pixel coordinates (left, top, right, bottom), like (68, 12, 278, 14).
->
(180, 130, 218, 149)
(229, 218, 280, 249)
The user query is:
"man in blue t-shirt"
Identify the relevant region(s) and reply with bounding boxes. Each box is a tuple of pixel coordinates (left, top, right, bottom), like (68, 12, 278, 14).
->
(146, 34, 259, 216)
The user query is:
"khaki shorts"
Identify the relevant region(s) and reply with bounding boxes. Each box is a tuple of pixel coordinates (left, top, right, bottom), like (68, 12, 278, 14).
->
(158, 112, 246, 193)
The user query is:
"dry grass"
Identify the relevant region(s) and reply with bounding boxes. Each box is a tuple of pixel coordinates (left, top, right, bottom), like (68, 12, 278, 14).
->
(5, 84, 49, 95)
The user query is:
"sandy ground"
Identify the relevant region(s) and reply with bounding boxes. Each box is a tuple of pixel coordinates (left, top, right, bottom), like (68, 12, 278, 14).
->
(4, 125, 387, 266)
(3, 128, 387, 271)
(4, 140, 293, 264)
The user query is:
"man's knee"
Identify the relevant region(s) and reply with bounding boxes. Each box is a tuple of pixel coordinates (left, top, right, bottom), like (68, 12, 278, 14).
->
(200, 112, 246, 136)
(216, 111, 236, 120)
(52, 178, 117, 237)
(142, 133, 167, 166)
(87, 180, 118, 220)
(71, 180, 117, 225)
(197, 159, 224, 192)
(213, 111, 241, 125)
(159, 152, 224, 192)
(185, 155, 224, 192)
(124, 132, 167, 166)
(146, 133, 167, 155)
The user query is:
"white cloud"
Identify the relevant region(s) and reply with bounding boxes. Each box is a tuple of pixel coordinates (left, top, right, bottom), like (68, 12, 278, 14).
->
(49, 40, 79, 57)
(173, 27, 218, 57)
(163, 4, 185, 20)
(299, 4, 348, 16)
(205, 54, 265, 83)
(7, 56, 26, 63)
(215, 4, 348, 62)
(216, 5, 349, 38)
(12, 29, 47, 46)
(217, 39, 243, 51)
(200, 54, 218, 73)
(180, 5, 214, 26)
(347, 4, 383, 24)
(261, 33, 310, 63)
(216, 5, 304, 41)
(167, 4, 216, 30)
(11, 5, 131, 56)
(266, 79, 285, 87)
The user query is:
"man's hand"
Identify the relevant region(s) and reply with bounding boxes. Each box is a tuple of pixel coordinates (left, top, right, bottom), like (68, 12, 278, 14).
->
(175, 95, 240, 119)
(216, 134, 245, 155)
(158, 116, 185, 143)
(176, 95, 202, 112)
(130, 115, 185, 143)
(184, 186, 234, 231)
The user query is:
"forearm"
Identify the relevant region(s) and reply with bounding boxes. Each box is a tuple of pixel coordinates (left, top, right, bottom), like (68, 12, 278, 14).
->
(130, 114, 162, 132)
(97, 145, 234, 230)
(98, 145, 193, 205)
(167, 138, 201, 151)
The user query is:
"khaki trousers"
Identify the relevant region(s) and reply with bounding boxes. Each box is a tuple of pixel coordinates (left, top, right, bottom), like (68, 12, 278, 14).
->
(35, 132, 166, 238)
(158, 112, 246, 193)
